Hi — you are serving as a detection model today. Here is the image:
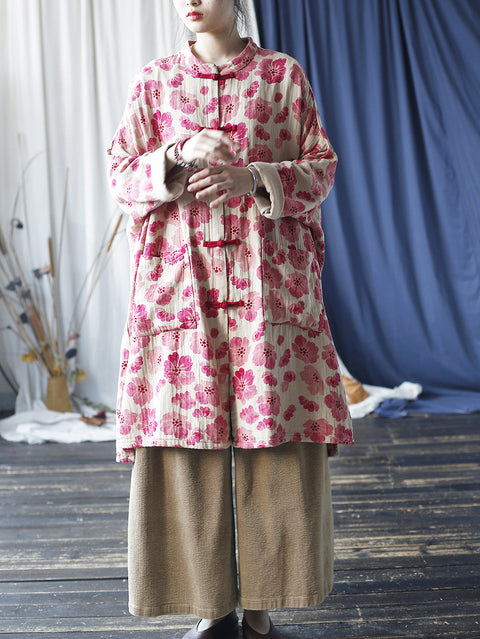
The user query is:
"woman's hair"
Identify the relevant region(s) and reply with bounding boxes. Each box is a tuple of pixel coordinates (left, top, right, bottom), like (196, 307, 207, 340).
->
(234, 0, 249, 33)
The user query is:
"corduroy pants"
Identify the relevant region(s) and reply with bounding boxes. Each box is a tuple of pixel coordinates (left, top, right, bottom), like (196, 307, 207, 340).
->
(128, 442, 334, 618)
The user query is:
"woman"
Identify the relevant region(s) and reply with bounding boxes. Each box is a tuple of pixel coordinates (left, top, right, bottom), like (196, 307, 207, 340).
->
(107, 1, 353, 637)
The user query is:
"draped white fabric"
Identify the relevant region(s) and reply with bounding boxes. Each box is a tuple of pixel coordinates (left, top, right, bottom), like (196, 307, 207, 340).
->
(0, 0, 260, 412)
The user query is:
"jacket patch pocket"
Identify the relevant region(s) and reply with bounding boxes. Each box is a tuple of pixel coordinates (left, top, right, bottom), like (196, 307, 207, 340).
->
(261, 231, 326, 332)
(128, 244, 198, 337)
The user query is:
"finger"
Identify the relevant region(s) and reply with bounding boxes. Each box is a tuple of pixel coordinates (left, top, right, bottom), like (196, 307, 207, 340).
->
(188, 170, 227, 193)
(188, 167, 220, 184)
(209, 191, 232, 208)
(193, 183, 229, 201)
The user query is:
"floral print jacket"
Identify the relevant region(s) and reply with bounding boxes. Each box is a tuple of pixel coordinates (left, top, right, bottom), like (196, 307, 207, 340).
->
(107, 38, 353, 462)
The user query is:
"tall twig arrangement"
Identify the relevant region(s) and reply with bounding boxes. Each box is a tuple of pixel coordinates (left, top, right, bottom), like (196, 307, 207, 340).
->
(0, 155, 123, 395)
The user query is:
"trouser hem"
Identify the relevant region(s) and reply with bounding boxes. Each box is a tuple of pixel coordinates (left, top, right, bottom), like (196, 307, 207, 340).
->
(239, 583, 333, 611)
(129, 601, 238, 618)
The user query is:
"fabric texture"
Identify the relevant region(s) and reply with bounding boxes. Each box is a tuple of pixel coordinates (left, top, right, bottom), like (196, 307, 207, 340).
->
(253, 0, 480, 414)
(128, 443, 333, 617)
(108, 39, 353, 462)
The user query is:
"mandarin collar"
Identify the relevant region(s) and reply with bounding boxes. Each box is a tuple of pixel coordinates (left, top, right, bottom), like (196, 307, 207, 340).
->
(181, 37, 257, 77)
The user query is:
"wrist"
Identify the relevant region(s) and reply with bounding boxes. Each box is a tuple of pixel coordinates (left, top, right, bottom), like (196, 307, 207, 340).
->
(174, 138, 198, 170)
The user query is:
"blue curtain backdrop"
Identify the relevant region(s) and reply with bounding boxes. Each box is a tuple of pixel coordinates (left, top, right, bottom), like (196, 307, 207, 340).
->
(253, 0, 480, 413)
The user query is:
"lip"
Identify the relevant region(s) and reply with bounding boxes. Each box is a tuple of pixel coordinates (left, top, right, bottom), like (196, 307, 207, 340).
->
(187, 11, 203, 20)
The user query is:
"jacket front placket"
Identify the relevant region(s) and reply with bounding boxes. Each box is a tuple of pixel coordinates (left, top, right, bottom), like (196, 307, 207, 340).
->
(195, 69, 244, 315)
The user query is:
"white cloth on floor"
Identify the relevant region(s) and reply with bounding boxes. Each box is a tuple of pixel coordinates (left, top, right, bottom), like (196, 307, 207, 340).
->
(0, 399, 115, 444)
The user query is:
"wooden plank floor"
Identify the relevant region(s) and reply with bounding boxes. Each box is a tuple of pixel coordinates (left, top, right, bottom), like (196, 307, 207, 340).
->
(1, 413, 479, 638)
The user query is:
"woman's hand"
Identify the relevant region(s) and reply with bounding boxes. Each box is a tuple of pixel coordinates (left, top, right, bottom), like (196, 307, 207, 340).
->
(181, 129, 239, 166)
(187, 165, 255, 208)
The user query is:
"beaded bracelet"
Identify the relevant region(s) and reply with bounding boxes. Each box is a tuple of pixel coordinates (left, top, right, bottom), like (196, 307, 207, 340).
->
(247, 164, 259, 196)
(174, 138, 199, 170)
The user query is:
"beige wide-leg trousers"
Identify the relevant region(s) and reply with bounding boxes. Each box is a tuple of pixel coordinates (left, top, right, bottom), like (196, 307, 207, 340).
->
(128, 442, 334, 618)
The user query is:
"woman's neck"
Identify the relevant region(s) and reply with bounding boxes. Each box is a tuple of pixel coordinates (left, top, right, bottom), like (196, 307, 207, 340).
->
(192, 29, 245, 66)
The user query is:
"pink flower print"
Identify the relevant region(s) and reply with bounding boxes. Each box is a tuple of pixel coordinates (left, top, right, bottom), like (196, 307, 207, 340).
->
(279, 218, 301, 243)
(256, 57, 286, 84)
(245, 97, 273, 124)
(325, 391, 349, 421)
(300, 365, 325, 395)
(297, 190, 315, 202)
(203, 97, 219, 115)
(201, 364, 218, 377)
(130, 304, 153, 335)
(281, 370, 296, 393)
(117, 409, 137, 435)
(130, 355, 143, 373)
(192, 332, 214, 360)
(151, 111, 174, 141)
(144, 80, 164, 106)
(238, 292, 262, 322)
(234, 427, 256, 449)
(275, 129, 292, 148)
(265, 291, 286, 323)
(253, 341, 277, 370)
(292, 335, 319, 363)
(132, 435, 143, 448)
(279, 348, 291, 367)
(160, 412, 190, 439)
(299, 395, 320, 412)
(193, 406, 214, 418)
(230, 121, 249, 151)
(191, 252, 212, 282)
(258, 391, 281, 416)
(181, 118, 202, 132)
(120, 349, 129, 377)
(292, 97, 307, 123)
(288, 247, 310, 271)
(205, 416, 230, 444)
(284, 198, 307, 218)
(255, 125, 270, 141)
(304, 419, 334, 443)
(326, 372, 341, 388)
(220, 94, 240, 119)
(168, 73, 184, 88)
(230, 337, 250, 366)
(164, 353, 195, 388)
(262, 372, 278, 386)
(126, 376, 154, 407)
(200, 287, 221, 318)
(169, 89, 199, 114)
(231, 276, 249, 291)
(130, 82, 142, 102)
(286, 272, 309, 298)
(139, 408, 158, 436)
(290, 63, 304, 86)
(283, 404, 296, 421)
(334, 423, 354, 444)
(233, 368, 257, 402)
(215, 341, 229, 360)
(157, 57, 174, 71)
(186, 430, 203, 446)
(182, 201, 212, 229)
(240, 405, 259, 424)
(225, 213, 251, 240)
(248, 144, 273, 163)
(278, 166, 297, 198)
(243, 81, 259, 98)
(322, 345, 338, 370)
(232, 243, 256, 272)
(195, 382, 220, 407)
(200, 85, 209, 95)
(257, 417, 276, 431)
(269, 424, 286, 446)
(172, 391, 196, 410)
(289, 300, 305, 316)
(161, 328, 186, 348)
(253, 322, 266, 341)
(260, 261, 282, 289)
(274, 106, 289, 124)
(147, 284, 174, 306)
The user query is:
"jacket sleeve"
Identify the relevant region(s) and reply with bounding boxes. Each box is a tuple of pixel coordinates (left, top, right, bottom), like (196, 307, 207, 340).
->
(250, 76, 337, 225)
(106, 75, 186, 225)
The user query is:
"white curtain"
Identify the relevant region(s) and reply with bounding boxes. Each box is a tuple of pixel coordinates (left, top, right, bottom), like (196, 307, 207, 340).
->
(0, 0, 259, 412)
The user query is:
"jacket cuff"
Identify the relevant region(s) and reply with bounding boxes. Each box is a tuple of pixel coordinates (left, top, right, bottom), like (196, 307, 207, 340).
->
(249, 162, 285, 219)
(150, 144, 186, 202)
